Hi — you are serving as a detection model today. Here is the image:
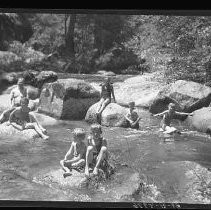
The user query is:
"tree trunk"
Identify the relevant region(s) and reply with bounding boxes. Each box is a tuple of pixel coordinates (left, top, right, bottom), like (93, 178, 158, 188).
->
(65, 14, 76, 58)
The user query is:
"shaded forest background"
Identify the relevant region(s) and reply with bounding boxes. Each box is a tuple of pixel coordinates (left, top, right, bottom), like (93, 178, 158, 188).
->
(1, 13, 211, 84)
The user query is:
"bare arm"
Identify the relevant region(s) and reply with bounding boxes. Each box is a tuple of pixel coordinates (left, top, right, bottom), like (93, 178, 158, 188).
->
(111, 86, 116, 102)
(10, 90, 14, 107)
(125, 113, 133, 124)
(175, 111, 193, 116)
(133, 116, 141, 125)
(153, 110, 168, 117)
(64, 143, 74, 160)
(9, 109, 23, 130)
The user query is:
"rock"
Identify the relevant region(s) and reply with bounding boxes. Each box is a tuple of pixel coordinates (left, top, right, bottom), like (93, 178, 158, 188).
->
(22, 70, 39, 86)
(26, 85, 40, 100)
(0, 122, 39, 139)
(33, 168, 88, 189)
(186, 107, 211, 133)
(35, 71, 58, 89)
(96, 70, 116, 76)
(151, 80, 211, 114)
(38, 79, 100, 120)
(114, 72, 165, 108)
(85, 102, 128, 127)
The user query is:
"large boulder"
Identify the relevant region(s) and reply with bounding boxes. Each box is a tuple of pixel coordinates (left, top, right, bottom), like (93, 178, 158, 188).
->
(114, 72, 165, 108)
(186, 107, 211, 133)
(149, 80, 211, 114)
(85, 102, 128, 127)
(38, 79, 100, 120)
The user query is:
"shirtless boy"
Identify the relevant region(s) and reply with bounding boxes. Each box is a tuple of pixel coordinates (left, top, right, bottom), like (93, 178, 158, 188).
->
(0, 78, 28, 123)
(153, 103, 193, 132)
(60, 128, 87, 178)
(85, 124, 108, 177)
(125, 101, 141, 129)
(96, 77, 116, 119)
(9, 97, 49, 140)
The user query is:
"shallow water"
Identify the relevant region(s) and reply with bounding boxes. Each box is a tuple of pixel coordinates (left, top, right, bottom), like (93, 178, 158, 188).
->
(1, 74, 211, 203)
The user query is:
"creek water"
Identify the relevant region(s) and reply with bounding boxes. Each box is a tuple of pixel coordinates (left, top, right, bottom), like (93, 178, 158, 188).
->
(0, 74, 211, 203)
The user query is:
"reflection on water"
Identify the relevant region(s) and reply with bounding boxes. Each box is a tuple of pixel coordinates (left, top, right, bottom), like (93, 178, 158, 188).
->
(0, 88, 211, 203)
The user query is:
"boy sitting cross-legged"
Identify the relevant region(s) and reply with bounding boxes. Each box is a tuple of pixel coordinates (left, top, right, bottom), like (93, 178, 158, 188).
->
(60, 128, 87, 178)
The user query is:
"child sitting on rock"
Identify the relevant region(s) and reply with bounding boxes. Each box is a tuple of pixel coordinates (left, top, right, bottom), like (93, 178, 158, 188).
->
(60, 128, 87, 178)
(125, 101, 141, 129)
(96, 77, 116, 123)
(8, 97, 49, 140)
(153, 103, 193, 133)
(85, 124, 109, 177)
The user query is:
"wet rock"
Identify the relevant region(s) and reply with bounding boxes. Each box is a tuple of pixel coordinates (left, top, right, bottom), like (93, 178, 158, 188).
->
(0, 94, 11, 112)
(33, 168, 88, 189)
(85, 102, 128, 127)
(38, 79, 100, 120)
(150, 80, 211, 114)
(186, 107, 211, 133)
(114, 72, 165, 108)
(0, 122, 39, 139)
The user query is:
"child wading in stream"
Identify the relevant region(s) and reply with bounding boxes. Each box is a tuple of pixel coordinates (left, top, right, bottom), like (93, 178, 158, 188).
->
(153, 103, 193, 133)
(85, 124, 110, 177)
(96, 77, 116, 123)
(60, 128, 87, 178)
(125, 101, 141, 129)
(9, 97, 49, 139)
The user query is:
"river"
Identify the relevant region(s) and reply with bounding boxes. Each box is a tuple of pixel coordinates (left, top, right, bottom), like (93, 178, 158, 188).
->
(0, 74, 211, 204)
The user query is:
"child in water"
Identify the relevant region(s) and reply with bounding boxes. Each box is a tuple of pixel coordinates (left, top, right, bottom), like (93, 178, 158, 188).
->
(85, 124, 108, 177)
(96, 77, 116, 121)
(125, 101, 141, 129)
(153, 103, 193, 132)
(60, 128, 87, 178)
(9, 97, 49, 139)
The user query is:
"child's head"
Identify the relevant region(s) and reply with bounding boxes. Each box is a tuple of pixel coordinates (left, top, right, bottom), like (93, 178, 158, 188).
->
(168, 103, 176, 112)
(105, 76, 111, 84)
(17, 78, 24, 88)
(90, 124, 102, 139)
(129, 101, 135, 110)
(72, 128, 86, 142)
(20, 97, 29, 108)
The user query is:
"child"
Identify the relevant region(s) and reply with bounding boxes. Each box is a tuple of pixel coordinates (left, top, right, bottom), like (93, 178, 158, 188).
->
(60, 128, 87, 178)
(96, 77, 116, 119)
(125, 101, 141, 129)
(85, 124, 108, 177)
(8, 97, 49, 140)
(0, 78, 28, 123)
(153, 103, 193, 132)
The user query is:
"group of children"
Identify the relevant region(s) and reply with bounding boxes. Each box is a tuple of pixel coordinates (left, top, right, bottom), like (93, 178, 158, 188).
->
(0, 76, 195, 179)
(0, 78, 49, 140)
(60, 124, 108, 178)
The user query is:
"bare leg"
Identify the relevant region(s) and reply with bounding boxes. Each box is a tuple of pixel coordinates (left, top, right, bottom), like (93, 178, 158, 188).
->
(93, 147, 107, 175)
(0, 108, 15, 123)
(85, 146, 94, 177)
(25, 123, 49, 140)
(96, 98, 105, 114)
(29, 113, 47, 134)
(97, 98, 110, 116)
(60, 160, 72, 178)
